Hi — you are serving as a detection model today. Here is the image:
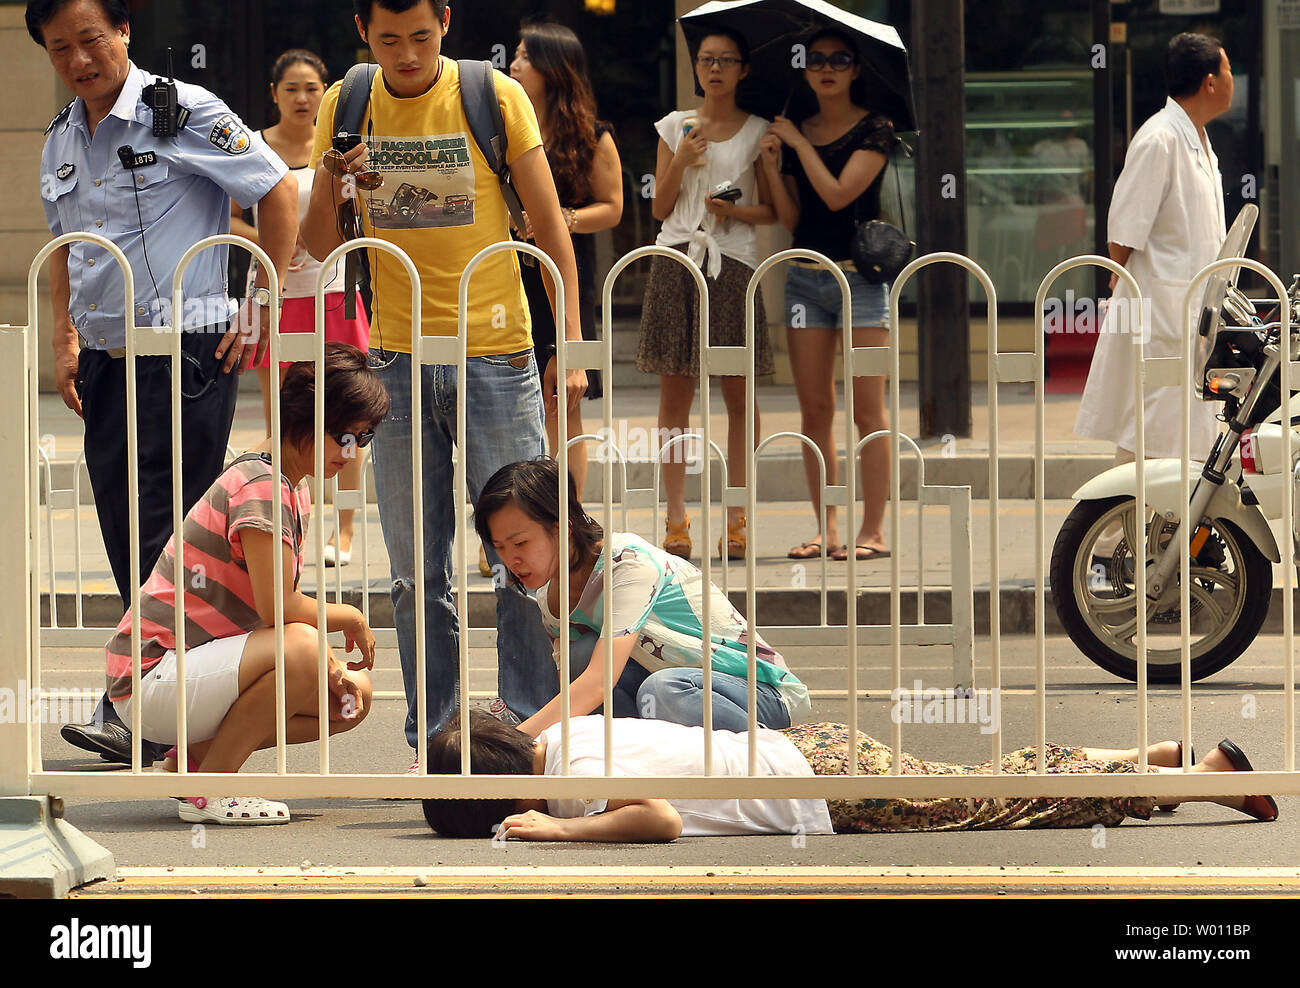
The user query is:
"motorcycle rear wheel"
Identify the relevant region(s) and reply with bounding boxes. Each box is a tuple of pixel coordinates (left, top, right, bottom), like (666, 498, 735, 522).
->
(1050, 495, 1272, 683)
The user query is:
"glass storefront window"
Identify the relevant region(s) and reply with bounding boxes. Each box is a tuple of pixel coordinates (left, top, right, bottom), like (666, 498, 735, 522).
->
(966, 71, 1095, 302)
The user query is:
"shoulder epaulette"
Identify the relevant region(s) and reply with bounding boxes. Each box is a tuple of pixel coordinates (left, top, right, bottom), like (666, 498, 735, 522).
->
(45, 99, 75, 135)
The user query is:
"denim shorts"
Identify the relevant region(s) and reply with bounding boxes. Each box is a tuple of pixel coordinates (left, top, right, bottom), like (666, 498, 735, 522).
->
(784, 264, 891, 330)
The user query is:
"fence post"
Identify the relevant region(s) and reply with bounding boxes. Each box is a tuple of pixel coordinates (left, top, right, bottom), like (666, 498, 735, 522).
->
(0, 320, 114, 899)
(0, 326, 30, 799)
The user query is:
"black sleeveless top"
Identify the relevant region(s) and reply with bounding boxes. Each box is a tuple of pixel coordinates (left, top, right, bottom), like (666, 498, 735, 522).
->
(782, 112, 896, 262)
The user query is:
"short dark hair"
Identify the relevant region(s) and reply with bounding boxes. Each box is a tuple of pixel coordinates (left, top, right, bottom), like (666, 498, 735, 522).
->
(353, 0, 448, 29)
(279, 342, 391, 451)
(1165, 32, 1225, 99)
(473, 458, 604, 588)
(421, 710, 536, 838)
(26, 0, 129, 46)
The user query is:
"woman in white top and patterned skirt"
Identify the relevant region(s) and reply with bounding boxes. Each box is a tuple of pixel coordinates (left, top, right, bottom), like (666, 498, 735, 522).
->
(638, 28, 775, 563)
(233, 50, 371, 567)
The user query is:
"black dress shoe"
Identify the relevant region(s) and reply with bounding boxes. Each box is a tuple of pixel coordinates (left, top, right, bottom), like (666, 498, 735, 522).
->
(60, 720, 157, 766)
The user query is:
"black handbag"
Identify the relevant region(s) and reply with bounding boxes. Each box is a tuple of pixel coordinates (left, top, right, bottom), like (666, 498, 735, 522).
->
(850, 138, 914, 284)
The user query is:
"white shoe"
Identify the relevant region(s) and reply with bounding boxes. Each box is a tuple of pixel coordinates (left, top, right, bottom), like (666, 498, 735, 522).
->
(178, 795, 290, 825)
(323, 542, 352, 567)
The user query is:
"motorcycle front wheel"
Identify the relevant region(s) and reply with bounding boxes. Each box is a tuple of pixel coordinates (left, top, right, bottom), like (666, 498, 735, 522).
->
(1050, 495, 1272, 683)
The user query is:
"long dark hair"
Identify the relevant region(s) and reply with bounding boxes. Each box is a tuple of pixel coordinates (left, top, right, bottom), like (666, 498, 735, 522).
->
(473, 458, 604, 585)
(520, 19, 599, 206)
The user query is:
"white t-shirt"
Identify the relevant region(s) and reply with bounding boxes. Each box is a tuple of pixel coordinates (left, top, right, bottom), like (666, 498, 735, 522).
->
(654, 110, 768, 277)
(542, 716, 834, 837)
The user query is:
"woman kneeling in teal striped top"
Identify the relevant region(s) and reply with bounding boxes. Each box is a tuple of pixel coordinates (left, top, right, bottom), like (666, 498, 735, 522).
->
(475, 458, 810, 737)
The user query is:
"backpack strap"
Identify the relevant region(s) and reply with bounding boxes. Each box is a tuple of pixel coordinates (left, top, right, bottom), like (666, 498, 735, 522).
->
(335, 63, 378, 142)
(458, 59, 527, 234)
(333, 65, 379, 319)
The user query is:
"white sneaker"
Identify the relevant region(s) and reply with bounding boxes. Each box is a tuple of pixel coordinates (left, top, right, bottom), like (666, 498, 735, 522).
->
(323, 542, 352, 567)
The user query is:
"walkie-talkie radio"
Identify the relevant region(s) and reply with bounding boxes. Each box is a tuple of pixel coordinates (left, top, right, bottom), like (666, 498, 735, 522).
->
(150, 47, 180, 137)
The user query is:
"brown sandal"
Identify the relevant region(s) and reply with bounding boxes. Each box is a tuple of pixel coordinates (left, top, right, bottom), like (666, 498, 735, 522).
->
(663, 515, 691, 558)
(719, 516, 746, 560)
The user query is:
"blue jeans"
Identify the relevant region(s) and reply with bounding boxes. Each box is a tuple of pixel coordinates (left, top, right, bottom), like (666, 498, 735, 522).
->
(567, 631, 790, 732)
(368, 348, 559, 746)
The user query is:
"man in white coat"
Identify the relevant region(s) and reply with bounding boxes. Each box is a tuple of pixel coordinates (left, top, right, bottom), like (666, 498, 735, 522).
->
(1075, 33, 1234, 462)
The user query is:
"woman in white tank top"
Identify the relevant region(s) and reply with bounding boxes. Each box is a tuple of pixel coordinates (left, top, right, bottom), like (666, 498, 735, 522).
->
(232, 50, 371, 567)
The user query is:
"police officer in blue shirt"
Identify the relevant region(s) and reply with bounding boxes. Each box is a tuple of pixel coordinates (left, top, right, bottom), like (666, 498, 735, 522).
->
(28, 0, 299, 764)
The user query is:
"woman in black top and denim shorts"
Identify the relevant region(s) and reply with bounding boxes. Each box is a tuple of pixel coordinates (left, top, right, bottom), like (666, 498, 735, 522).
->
(760, 28, 897, 563)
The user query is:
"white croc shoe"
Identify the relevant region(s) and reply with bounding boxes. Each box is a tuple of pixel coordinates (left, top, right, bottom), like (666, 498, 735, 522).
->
(178, 796, 290, 825)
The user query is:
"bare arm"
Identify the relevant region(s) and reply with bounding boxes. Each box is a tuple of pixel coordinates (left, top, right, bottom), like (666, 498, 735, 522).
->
(513, 144, 588, 408)
(704, 162, 776, 227)
(230, 199, 259, 245)
(497, 800, 683, 843)
(569, 131, 623, 234)
(1107, 243, 1134, 292)
(651, 132, 706, 222)
(240, 526, 375, 669)
(759, 133, 800, 233)
(769, 116, 884, 213)
(517, 632, 639, 737)
(48, 244, 81, 417)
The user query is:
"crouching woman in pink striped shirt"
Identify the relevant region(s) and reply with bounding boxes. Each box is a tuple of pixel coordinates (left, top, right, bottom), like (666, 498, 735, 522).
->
(104, 343, 390, 826)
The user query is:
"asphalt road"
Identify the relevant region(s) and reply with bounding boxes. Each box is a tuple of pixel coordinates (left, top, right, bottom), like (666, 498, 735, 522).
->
(29, 633, 1300, 889)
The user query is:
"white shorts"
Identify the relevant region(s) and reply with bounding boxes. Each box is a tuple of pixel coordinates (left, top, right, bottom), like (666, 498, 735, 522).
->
(112, 633, 250, 745)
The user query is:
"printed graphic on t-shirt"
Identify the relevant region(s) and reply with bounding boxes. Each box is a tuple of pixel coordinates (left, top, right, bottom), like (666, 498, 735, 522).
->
(362, 132, 476, 230)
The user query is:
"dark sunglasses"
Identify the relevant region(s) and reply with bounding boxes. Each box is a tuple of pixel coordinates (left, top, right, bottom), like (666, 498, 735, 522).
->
(806, 51, 856, 71)
(331, 429, 375, 449)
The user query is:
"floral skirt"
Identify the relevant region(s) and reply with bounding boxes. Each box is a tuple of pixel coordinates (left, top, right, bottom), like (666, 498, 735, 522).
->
(780, 723, 1157, 832)
(637, 245, 773, 378)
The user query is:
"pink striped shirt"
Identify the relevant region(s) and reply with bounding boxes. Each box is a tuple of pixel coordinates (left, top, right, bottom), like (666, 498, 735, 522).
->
(105, 453, 311, 701)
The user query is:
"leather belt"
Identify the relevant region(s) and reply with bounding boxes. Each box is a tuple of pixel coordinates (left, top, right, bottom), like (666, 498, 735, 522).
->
(790, 258, 857, 272)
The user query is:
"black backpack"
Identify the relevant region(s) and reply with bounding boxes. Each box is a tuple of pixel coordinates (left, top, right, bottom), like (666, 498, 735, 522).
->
(331, 59, 527, 316)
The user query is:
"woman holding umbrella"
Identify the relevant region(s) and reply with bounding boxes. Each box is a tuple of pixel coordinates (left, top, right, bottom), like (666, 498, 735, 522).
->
(760, 28, 899, 563)
(638, 27, 776, 562)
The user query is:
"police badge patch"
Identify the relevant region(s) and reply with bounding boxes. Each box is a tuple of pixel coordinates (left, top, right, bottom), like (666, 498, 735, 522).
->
(209, 113, 251, 155)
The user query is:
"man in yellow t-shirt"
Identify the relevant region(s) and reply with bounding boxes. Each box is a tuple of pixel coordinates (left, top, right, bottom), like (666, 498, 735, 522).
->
(302, 0, 586, 753)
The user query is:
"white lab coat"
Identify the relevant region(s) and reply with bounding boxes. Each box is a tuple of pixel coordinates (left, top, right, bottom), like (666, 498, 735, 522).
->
(1075, 97, 1225, 458)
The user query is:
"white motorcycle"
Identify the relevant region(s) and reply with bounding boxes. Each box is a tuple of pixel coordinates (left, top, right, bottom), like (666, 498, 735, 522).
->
(1050, 205, 1300, 682)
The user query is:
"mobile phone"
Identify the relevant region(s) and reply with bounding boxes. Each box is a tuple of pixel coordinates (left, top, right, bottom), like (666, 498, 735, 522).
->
(333, 133, 363, 155)
(711, 187, 743, 203)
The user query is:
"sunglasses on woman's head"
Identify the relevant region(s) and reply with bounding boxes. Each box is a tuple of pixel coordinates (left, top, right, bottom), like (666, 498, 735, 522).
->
(321, 147, 385, 191)
(330, 429, 376, 449)
(806, 51, 856, 71)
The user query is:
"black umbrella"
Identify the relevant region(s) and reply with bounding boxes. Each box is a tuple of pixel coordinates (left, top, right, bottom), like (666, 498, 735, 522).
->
(679, 0, 916, 133)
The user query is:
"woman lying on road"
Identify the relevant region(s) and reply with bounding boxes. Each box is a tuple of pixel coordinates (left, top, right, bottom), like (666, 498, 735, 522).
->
(474, 457, 810, 737)
(105, 343, 389, 826)
(421, 711, 1278, 841)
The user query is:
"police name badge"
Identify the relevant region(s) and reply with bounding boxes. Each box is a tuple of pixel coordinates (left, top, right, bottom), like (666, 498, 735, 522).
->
(209, 114, 251, 155)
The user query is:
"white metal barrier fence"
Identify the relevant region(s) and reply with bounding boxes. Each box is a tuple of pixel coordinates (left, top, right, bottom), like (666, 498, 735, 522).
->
(0, 232, 1295, 806)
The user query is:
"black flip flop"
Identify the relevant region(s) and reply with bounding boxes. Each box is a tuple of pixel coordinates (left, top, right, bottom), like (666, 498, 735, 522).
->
(1217, 739, 1279, 822)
